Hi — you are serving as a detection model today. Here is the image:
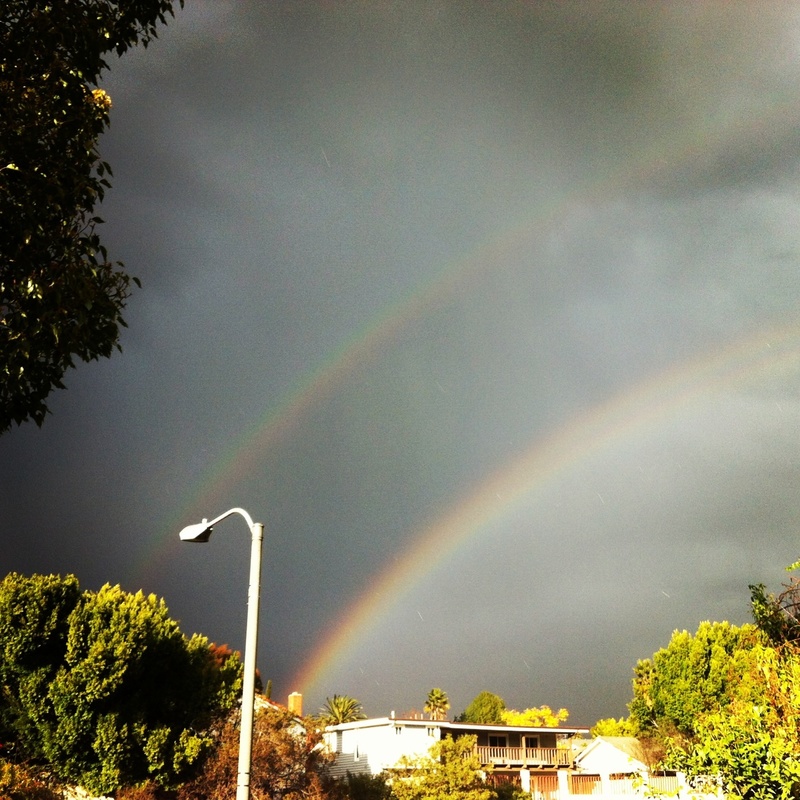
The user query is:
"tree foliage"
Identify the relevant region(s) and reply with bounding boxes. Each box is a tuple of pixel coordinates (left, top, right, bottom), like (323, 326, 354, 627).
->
(749, 576, 800, 646)
(501, 705, 568, 727)
(589, 717, 636, 738)
(336, 771, 394, 800)
(424, 689, 450, 721)
(623, 567, 800, 799)
(662, 641, 800, 799)
(0, 0, 183, 432)
(178, 706, 334, 800)
(0, 573, 241, 794)
(318, 695, 367, 726)
(628, 620, 760, 738)
(0, 758, 64, 800)
(456, 692, 505, 725)
(391, 735, 494, 800)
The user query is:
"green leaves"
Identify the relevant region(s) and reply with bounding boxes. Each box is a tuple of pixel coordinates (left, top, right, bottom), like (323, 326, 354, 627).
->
(424, 688, 450, 721)
(629, 621, 760, 738)
(456, 691, 506, 724)
(392, 735, 494, 800)
(317, 694, 367, 725)
(666, 682, 800, 800)
(629, 596, 800, 799)
(0, 573, 241, 794)
(0, 1, 183, 432)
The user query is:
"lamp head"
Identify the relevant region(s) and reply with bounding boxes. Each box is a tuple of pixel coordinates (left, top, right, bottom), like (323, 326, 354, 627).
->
(179, 519, 213, 542)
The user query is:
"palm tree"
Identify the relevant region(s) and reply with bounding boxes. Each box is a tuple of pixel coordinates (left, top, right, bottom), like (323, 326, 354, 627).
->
(318, 694, 367, 725)
(424, 688, 450, 721)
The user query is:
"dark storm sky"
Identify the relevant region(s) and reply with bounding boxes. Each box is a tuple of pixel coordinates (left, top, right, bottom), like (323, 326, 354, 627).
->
(3, 1, 800, 726)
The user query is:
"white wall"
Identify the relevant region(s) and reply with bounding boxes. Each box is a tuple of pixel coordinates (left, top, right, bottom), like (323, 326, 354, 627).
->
(326, 720, 442, 776)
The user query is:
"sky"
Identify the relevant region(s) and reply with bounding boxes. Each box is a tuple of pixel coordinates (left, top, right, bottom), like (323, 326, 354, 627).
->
(3, 1, 800, 728)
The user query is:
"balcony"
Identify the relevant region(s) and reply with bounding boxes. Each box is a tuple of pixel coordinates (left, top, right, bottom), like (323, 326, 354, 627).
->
(475, 746, 574, 768)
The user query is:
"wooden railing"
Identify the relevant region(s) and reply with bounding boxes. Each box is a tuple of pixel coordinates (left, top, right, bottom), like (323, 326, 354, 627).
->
(475, 746, 573, 767)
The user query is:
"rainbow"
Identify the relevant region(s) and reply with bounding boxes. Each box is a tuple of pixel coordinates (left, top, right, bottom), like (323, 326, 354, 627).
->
(130, 69, 799, 693)
(148, 75, 796, 552)
(291, 321, 800, 697)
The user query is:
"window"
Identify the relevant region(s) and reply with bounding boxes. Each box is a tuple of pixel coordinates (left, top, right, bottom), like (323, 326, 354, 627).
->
(427, 727, 436, 737)
(524, 736, 539, 749)
(488, 735, 507, 748)
(395, 726, 403, 736)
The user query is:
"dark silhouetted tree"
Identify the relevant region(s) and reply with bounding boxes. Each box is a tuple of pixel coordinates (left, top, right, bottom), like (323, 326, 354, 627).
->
(0, 0, 184, 432)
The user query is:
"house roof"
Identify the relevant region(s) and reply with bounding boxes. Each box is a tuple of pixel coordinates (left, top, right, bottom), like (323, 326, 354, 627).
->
(574, 736, 647, 767)
(323, 716, 589, 737)
(255, 695, 288, 713)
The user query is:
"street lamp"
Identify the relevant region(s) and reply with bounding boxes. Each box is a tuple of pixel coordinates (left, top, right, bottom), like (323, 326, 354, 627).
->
(179, 507, 264, 800)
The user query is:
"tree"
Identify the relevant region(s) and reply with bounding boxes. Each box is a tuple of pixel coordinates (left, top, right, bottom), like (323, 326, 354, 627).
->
(620, 565, 800, 798)
(501, 706, 568, 727)
(750, 575, 800, 646)
(589, 717, 636, 737)
(628, 620, 760, 738)
(318, 695, 367, 726)
(0, 0, 184, 433)
(424, 689, 450, 721)
(178, 706, 335, 800)
(456, 692, 505, 725)
(391, 735, 494, 800)
(0, 573, 242, 794)
(662, 642, 800, 799)
(336, 772, 393, 800)
(0, 572, 81, 753)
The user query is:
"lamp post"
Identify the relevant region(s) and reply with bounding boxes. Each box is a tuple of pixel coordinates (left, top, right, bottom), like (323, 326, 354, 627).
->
(179, 507, 264, 800)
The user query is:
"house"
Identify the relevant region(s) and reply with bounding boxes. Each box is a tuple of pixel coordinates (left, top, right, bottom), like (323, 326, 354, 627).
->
(322, 721, 723, 799)
(255, 690, 304, 717)
(574, 736, 648, 774)
(571, 737, 721, 799)
(322, 715, 588, 790)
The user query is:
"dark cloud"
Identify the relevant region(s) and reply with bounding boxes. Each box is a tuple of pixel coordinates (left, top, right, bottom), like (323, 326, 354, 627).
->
(3, 1, 800, 725)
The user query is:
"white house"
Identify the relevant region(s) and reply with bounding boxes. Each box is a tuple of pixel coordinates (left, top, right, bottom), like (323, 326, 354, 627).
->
(322, 716, 588, 789)
(322, 721, 723, 799)
(571, 737, 722, 799)
(574, 736, 649, 774)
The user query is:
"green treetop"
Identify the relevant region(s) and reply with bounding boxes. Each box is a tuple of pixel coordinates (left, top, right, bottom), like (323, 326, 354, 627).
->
(424, 688, 450, 721)
(628, 620, 760, 738)
(0, 572, 241, 794)
(317, 694, 367, 726)
(456, 691, 506, 725)
(501, 705, 568, 727)
(619, 562, 800, 799)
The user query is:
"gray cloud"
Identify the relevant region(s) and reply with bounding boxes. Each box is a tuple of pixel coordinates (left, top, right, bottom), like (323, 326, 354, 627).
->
(3, 1, 800, 725)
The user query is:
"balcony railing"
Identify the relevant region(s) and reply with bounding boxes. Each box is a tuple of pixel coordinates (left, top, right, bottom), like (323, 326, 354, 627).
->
(475, 746, 573, 768)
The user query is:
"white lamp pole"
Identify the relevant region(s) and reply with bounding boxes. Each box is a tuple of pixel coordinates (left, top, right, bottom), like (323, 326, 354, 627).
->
(179, 507, 264, 800)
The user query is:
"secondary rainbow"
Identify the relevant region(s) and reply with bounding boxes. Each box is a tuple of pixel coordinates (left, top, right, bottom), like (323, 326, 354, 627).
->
(132, 78, 798, 648)
(151, 80, 794, 540)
